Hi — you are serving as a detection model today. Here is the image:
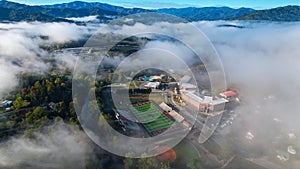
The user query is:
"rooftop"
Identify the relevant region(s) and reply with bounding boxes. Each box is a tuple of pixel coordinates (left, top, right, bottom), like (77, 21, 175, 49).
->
(159, 102, 172, 112)
(220, 91, 237, 97)
(145, 82, 160, 88)
(183, 91, 203, 102)
(181, 83, 197, 89)
(169, 110, 184, 122)
(183, 91, 228, 105)
(211, 97, 229, 105)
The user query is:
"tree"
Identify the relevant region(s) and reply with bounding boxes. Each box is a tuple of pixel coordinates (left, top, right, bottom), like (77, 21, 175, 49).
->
(6, 120, 15, 128)
(13, 96, 23, 110)
(130, 71, 136, 78)
(29, 81, 45, 104)
(135, 155, 171, 169)
(124, 153, 136, 169)
(186, 157, 204, 169)
(160, 162, 171, 169)
(54, 77, 61, 85)
(117, 69, 123, 82)
(107, 73, 113, 83)
(55, 101, 66, 115)
(54, 116, 63, 122)
(24, 107, 48, 125)
(45, 79, 54, 94)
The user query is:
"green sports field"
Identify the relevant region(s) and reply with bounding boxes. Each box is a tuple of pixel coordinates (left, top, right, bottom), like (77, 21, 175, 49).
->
(130, 101, 177, 136)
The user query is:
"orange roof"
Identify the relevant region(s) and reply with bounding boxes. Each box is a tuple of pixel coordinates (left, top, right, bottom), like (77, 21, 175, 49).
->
(221, 91, 236, 97)
(153, 146, 177, 163)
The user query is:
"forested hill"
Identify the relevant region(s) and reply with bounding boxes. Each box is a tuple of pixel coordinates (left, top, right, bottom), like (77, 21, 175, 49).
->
(234, 5, 300, 21)
(1, 1, 300, 22)
(156, 7, 253, 21)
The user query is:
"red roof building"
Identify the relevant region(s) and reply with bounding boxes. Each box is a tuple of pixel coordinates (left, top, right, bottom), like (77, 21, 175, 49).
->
(220, 91, 237, 98)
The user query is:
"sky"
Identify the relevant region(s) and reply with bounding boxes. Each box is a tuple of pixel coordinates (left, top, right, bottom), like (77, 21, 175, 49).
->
(9, 0, 300, 9)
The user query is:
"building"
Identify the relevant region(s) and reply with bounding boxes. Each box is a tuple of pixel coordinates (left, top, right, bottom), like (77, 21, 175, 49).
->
(169, 110, 184, 123)
(180, 83, 197, 91)
(150, 74, 165, 81)
(144, 82, 160, 89)
(159, 102, 172, 112)
(181, 91, 203, 109)
(159, 102, 191, 130)
(142, 77, 150, 81)
(220, 90, 237, 98)
(181, 91, 228, 116)
(0, 100, 12, 108)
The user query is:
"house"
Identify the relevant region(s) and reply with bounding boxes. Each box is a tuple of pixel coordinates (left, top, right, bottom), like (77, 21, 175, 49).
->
(1, 100, 13, 107)
(48, 102, 56, 110)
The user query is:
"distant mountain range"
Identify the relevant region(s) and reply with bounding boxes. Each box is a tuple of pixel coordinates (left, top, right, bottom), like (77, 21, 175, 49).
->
(234, 5, 300, 21)
(0, 0, 300, 22)
(156, 7, 254, 21)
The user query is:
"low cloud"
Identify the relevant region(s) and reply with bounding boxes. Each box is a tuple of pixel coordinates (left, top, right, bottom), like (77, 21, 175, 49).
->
(0, 21, 95, 96)
(196, 20, 300, 167)
(1, 17, 300, 168)
(0, 122, 95, 169)
(95, 19, 300, 166)
(66, 16, 99, 22)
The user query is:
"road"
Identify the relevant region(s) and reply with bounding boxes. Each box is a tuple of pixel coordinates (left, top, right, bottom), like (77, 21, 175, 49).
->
(0, 107, 34, 118)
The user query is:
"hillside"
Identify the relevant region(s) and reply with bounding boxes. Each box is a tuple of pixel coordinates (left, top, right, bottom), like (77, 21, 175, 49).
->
(42, 1, 149, 14)
(0, 1, 119, 18)
(157, 7, 254, 21)
(1, 1, 300, 22)
(234, 5, 300, 21)
(0, 6, 70, 22)
(44, 2, 254, 21)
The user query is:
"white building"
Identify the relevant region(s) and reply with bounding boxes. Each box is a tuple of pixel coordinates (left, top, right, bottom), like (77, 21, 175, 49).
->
(169, 110, 184, 123)
(144, 82, 160, 89)
(149, 74, 164, 81)
(180, 83, 197, 91)
(181, 91, 228, 116)
(0, 100, 12, 107)
(159, 102, 172, 112)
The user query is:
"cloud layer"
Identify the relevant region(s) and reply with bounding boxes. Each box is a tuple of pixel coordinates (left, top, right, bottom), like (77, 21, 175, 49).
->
(0, 122, 94, 168)
(1, 19, 300, 168)
(0, 21, 94, 96)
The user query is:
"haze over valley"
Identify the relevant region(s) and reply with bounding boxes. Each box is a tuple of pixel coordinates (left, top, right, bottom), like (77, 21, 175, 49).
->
(0, 1, 300, 169)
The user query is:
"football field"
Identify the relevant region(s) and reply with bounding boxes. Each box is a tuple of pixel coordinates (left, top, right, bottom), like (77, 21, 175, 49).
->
(130, 101, 176, 136)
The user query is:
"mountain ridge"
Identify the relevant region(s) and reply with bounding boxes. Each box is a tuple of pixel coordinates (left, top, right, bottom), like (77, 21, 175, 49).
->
(234, 5, 300, 21)
(156, 6, 254, 21)
(0, 0, 299, 22)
